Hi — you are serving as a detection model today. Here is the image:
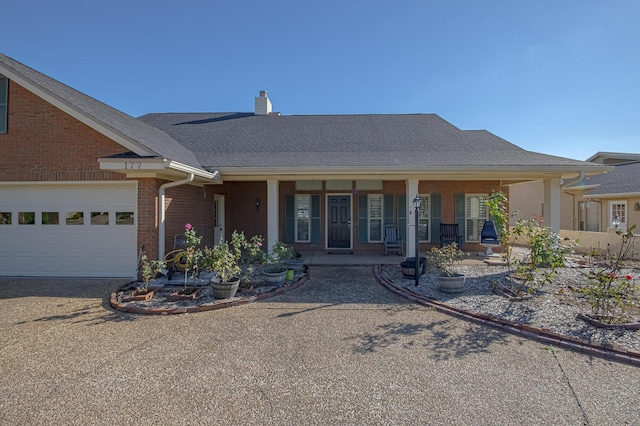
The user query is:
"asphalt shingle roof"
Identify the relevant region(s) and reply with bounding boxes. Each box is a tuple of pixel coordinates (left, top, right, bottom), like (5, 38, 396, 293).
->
(137, 112, 601, 171)
(584, 161, 640, 195)
(0, 53, 203, 170)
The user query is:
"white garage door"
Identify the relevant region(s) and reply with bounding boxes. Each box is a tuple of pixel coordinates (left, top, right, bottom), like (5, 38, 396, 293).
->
(0, 182, 137, 277)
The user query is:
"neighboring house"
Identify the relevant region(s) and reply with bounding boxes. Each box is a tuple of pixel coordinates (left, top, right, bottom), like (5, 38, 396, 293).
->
(0, 53, 609, 277)
(569, 153, 640, 232)
(511, 152, 640, 233)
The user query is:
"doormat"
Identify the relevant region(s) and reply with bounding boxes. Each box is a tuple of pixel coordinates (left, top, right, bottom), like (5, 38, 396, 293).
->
(327, 251, 354, 255)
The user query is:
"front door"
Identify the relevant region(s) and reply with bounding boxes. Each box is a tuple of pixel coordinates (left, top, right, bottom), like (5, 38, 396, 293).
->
(327, 195, 351, 249)
(214, 195, 225, 244)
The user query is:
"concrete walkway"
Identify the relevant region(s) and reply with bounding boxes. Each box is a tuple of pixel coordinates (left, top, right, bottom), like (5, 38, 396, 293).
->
(1, 268, 638, 425)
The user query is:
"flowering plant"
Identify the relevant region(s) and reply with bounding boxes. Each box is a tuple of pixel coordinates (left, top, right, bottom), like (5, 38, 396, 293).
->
(580, 225, 639, 324)
(508, 216, 575, 295)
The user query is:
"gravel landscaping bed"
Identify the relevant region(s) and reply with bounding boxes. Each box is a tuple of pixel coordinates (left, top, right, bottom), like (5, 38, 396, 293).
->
(382, 263, 640, 353)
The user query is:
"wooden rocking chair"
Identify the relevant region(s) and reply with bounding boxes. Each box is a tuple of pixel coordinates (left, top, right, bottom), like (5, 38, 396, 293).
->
(383, 225, 404, 256)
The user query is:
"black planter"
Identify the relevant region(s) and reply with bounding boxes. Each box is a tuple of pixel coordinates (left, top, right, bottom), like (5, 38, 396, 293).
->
(403, 257, 427, 275)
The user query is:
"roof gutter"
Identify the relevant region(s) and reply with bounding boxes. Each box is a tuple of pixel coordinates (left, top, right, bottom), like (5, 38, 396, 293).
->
(158, 173, 195, 261)
(560, 171, 585, 189)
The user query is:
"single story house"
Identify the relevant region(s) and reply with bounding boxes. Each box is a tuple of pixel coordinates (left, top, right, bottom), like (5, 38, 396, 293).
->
(510, 152, 639, 232)
(0, 53, 610, 277)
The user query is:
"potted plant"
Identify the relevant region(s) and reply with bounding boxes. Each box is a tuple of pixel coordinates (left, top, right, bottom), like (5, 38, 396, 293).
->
(262, 241, 294, 285)
(429, 243, 466, 293)
(205, 231, 263, 299)
(282, 249, 304, 274)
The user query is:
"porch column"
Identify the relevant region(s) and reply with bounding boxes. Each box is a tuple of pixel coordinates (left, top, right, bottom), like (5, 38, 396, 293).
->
(543, 178, 561, 232)
(406, 178, 419, 257)
(267, 179, 279, 250)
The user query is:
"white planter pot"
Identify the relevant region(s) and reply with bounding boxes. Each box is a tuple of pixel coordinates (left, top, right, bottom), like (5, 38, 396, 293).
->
(282, 258, 304, 273)
(262, 268, 287, 285)
(438, 273, 465, 294)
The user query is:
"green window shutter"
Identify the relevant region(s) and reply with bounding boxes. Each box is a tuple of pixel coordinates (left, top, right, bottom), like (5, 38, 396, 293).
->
(397, 194, 406, 240)
(310, 194, 321, 243)
(284, 194, 295, 243)
(383, 194, 394, 226)
(0, 77, 7, 134)
(454, 193, 466, 244)
(431, 193, 441, 244)
(358, 194, 368, 243)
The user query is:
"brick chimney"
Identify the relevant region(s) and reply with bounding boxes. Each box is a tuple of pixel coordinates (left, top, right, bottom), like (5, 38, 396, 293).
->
(254, 90, 272, 115)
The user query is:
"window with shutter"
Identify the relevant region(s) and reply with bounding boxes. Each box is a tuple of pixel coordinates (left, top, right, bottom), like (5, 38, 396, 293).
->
(295, 194, 311, 242)
(418, 195, 430, 242)
(368, 194, 383, 242)
(465, 194, 488, 242)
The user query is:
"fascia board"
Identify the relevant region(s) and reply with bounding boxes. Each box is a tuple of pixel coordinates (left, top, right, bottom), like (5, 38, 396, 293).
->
(585, 192, 640, 199)
(214, 165, 610, 181)
(99, 158, 218, 181)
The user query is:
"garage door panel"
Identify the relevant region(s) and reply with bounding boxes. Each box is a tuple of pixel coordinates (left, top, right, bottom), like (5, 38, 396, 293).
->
(0, 183, 137, 277)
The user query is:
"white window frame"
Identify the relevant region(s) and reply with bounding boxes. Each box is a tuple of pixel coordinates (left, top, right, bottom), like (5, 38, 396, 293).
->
(609, 200, 627, 230)
(295, 194, 311, 242)
(368, 194, 383, 242)
(578, 200, 601, 232)
(418, 194, 431, 242)
(465, 193, 489, 242)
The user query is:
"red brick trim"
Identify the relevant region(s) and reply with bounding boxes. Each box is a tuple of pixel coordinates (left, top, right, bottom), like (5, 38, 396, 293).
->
(110, 275, 308, 315)
(373, 265, 640, 367)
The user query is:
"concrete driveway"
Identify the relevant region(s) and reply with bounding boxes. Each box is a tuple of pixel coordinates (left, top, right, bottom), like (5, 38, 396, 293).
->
(1, 267, 638, 425)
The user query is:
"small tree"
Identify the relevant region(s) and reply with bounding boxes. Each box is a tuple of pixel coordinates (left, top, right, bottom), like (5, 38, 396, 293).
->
(579, 225, 639, 324)
(506, 217, 575, 296)
(484, 191, 511, 250)
(138, 253, 166, 293)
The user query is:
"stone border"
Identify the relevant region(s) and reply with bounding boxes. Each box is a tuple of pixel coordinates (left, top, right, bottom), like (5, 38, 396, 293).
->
(110, 275, 308, 315)
(373, 265, 640, 367)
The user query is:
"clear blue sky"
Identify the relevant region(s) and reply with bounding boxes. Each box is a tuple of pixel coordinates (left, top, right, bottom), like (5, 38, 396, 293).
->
(4, 1, 639, 161)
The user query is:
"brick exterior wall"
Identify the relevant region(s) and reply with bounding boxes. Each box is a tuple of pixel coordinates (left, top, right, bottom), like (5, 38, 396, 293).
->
(223, 179, 505, 254)
(0, 81, 126, 181)
(164, 183, 214, 253)
(207, 181, 268, 241)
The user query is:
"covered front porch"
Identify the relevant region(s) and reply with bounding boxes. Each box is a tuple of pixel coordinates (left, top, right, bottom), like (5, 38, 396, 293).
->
(298, 251, 490, 266)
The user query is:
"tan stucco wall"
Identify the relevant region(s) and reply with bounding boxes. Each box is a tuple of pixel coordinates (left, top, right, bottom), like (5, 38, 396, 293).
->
(508, 180, 575, 229)
(561, 228, 639, 260)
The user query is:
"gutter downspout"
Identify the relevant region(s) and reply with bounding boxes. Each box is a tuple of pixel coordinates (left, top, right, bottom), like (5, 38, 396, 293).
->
(560, 171, 585, 189)
(158, 173, 195, 260)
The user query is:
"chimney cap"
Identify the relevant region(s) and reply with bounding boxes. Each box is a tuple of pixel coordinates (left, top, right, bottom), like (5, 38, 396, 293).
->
(259, 90, 268, 97)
